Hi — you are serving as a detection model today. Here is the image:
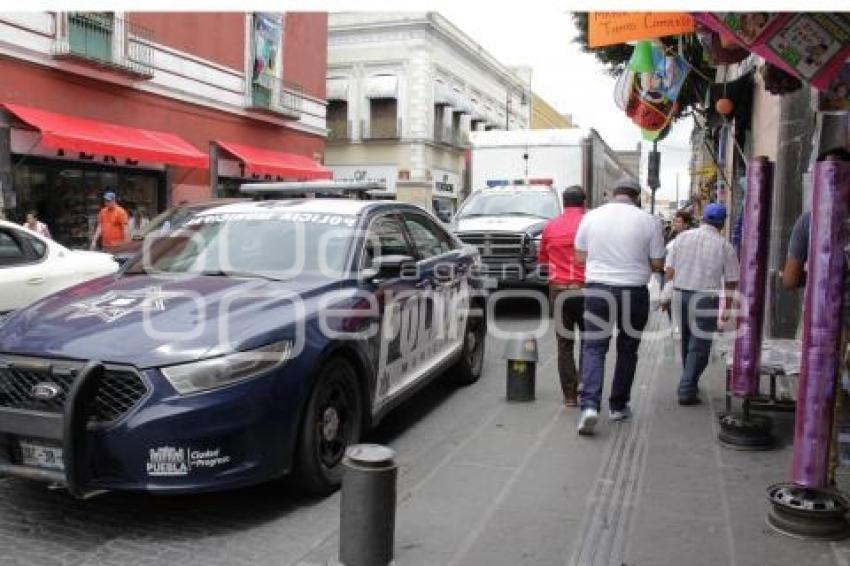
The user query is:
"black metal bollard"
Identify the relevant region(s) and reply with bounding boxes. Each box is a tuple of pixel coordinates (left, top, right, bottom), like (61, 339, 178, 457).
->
(339, 444, 397, 566)
(505, 334, 538, 402)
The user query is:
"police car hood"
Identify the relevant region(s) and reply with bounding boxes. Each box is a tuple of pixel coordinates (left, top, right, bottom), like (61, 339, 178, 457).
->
(0, 273, 337, 368)
(455, 215, 549, 235)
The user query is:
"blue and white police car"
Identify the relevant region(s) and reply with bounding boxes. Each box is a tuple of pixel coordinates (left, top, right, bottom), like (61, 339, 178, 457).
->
(0, 196, 486, 496)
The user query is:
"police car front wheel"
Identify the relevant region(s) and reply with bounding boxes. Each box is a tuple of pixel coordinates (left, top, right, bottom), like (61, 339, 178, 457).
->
(450, 312, 486, 386)
(294, 356, 363, 495)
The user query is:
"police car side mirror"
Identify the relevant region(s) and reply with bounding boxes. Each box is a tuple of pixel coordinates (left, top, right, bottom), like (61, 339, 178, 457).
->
(364, 254, 415, 281)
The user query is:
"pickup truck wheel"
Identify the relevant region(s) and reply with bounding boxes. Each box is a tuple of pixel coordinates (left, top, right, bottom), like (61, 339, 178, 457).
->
(294, 357, 362, 496)
(450, 310, 486, 386)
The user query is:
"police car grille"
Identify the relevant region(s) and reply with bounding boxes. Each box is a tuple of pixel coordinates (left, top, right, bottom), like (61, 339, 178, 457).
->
(91, 371, 148, 423)
(0, 362, 147, 423)
(458, 233, 524, 257)
(0, 366, 73, 413)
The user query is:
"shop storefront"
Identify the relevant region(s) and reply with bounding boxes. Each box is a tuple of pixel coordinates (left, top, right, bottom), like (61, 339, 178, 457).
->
(213, 141, 332, 198)
(2, 103, 207, 249)
(12, 157, 165, 250)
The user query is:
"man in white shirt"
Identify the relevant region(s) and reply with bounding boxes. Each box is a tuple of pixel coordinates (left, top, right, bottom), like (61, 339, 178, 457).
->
(574, 177, 666, 435)
(661, 203, 739, 405)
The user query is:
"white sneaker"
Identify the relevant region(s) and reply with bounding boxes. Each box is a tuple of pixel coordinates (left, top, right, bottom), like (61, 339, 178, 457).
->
(577, 408, 599, 435)
(610, 407, 632, 422)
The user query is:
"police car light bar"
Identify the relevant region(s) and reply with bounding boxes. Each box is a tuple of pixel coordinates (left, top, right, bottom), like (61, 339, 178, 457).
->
(485, 178, 553, 188)
(239, 180, 387, 197)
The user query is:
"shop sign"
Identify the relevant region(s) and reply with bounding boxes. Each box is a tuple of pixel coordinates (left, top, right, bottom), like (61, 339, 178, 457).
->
(588, 13, 694, 48)
(328, 165, 397, 193)
(10, 129, 164, 171)
(695, 164, 718, 178)
(694, 13, 850, 90)
(433, 168, 460, 195)
(217, 158, 288, 182)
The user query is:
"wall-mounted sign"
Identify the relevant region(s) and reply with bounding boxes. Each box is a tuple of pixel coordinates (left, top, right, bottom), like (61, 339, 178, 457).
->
(588, 13, 695, 48)
(433, 168, 461, 195)
(328, 165, 397, 193)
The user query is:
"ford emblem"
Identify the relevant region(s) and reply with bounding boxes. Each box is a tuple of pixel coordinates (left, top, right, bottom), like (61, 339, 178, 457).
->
(30, 382, 61, 401)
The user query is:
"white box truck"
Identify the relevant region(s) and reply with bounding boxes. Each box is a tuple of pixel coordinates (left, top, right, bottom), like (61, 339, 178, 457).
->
(455, 128, 637, 285)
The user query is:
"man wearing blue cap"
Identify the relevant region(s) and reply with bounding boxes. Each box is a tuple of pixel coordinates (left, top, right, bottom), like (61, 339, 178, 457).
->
(660, 203, 740, 405)
(90, 190, 130, 251)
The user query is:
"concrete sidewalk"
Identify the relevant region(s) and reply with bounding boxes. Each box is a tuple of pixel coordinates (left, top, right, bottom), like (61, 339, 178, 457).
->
(300, 306, 850, 566)
(300, 310, 850, 566)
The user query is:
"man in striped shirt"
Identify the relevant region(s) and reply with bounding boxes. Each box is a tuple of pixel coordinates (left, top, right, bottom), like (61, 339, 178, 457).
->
(660, 203, 739, 405)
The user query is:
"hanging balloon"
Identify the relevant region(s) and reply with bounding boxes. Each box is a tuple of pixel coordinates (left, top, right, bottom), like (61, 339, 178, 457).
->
(629, 41, 688, 132)
(628, 40, 655, 74)
(715, 97, 734, 115)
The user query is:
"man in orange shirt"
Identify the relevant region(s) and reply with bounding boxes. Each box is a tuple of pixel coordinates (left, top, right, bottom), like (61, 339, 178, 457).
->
(538, 185, 586, 407)
(90, 191, 130, 251)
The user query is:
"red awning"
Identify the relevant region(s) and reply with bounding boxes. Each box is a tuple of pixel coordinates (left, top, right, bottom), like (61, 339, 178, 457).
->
(217, 140, 332, 180)
(4, 103, 208, 168)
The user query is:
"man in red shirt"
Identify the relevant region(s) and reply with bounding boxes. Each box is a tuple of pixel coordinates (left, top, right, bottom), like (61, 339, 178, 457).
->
(538, 186, 586, 406)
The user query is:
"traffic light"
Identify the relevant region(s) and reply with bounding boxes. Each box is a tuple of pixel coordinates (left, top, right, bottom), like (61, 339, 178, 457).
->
(647, 148, 661, 190)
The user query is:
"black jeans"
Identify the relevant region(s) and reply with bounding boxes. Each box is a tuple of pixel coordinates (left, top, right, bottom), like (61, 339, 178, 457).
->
(549, 285, 584, 398)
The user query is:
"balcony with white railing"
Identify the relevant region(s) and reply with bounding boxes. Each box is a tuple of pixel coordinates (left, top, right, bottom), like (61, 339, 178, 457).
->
(52, 12, 154, 79)
(247, 75, 303, 120)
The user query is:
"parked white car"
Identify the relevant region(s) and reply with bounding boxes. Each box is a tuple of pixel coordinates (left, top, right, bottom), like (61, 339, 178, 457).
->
(0, 220, 118, 315)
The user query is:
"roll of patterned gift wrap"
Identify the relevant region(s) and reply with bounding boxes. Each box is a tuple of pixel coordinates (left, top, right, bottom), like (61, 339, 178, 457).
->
(791, 160, 850, 488)
(731, 157, 774, 397)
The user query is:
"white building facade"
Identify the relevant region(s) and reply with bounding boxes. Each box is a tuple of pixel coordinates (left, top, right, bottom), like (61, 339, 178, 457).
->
(325, 12, 531, 217)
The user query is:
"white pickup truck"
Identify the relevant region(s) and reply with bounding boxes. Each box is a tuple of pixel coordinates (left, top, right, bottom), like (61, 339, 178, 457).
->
(454, 128, 637, 286)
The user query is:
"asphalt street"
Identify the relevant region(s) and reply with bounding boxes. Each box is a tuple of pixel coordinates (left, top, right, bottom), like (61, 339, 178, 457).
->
(2, 295, 850, 565)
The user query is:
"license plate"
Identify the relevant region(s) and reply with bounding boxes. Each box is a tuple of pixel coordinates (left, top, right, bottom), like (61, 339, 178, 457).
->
(19, 440, 64, 471)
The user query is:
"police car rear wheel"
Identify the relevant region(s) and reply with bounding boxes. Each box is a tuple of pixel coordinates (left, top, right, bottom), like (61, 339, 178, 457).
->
(295, 357, 363, 495)
(451, 313, 485, 385)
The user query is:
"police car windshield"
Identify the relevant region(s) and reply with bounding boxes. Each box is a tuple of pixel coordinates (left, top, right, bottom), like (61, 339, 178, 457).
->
(124, 211, 357, 279)
(456, 190, 559, 220)
(137, 206, 196, 239)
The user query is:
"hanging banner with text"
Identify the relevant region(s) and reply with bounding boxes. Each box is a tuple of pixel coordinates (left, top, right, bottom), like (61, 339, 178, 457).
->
(588, 13, 695, 48)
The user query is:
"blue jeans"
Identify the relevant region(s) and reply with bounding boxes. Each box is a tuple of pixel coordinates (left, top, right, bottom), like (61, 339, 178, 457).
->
(677, 290, 719, 399)
(580, 283, 650, 411)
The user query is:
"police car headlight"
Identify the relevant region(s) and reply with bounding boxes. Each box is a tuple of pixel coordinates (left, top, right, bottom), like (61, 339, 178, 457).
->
(161, 340, 292, 395)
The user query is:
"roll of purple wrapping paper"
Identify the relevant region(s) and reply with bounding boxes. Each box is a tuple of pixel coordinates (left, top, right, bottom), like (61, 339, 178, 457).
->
(791, 160, 850, 488)
(731, 157, 774, 397)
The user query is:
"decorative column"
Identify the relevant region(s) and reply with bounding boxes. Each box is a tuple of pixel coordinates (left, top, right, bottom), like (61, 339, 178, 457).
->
(767, 157, 850, 541)
(791, 158, 850, 487)
(731, 156, 774, 396)
(718, 157, 775, 450)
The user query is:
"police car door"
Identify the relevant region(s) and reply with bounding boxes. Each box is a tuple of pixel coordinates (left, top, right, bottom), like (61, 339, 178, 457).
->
(399, 212, 469, 382)
(361, 213, 419, 409)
